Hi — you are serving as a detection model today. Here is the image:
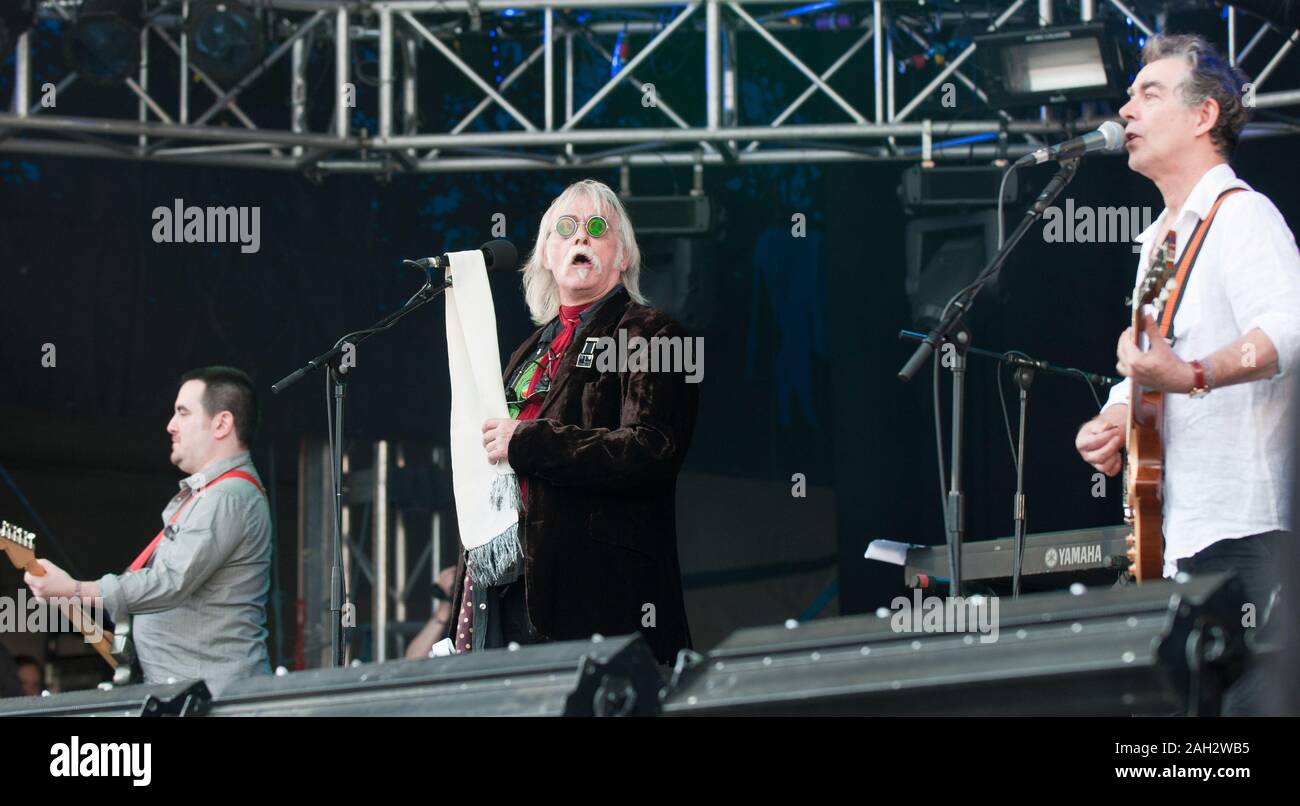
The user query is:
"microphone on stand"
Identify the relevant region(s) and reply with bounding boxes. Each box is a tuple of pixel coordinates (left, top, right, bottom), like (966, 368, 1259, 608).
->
(1013, 121, 1125, 167)
(404, 239, 519, 284)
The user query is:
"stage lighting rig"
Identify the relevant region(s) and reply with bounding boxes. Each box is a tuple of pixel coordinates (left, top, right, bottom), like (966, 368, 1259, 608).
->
(64, 0, 142, 86)
(185, 1, 267, 85)
(974, 23, 1130, 108)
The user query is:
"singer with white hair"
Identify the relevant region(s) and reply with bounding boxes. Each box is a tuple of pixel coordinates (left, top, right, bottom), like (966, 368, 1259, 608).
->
(446, 178, 699, 665)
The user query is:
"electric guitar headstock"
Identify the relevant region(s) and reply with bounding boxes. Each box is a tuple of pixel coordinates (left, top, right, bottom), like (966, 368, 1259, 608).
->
(1133, 232, 1178, 324)
(0, 520, 132, 678)
(0, 520, 39, 574)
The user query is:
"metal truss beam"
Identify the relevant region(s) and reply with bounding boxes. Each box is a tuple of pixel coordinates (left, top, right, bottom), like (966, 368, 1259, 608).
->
(3, 0, 1298, 175)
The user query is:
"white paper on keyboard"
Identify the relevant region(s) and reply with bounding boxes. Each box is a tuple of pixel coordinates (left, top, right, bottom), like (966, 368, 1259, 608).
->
(864, 539, 916, 566)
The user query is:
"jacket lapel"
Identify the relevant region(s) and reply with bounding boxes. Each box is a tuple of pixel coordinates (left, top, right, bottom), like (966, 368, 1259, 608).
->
(509, 287, 629, 421)
(502, 328, 544, 384)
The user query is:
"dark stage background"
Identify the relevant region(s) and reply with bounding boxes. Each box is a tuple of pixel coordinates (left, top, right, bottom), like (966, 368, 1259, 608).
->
(3, 12, 1299, 683)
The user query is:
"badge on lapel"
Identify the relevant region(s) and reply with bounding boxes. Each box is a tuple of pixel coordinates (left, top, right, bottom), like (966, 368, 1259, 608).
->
(575, 337, 599, 369)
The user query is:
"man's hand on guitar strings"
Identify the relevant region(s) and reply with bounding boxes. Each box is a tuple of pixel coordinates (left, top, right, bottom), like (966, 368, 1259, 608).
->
(1116, 313, 1197, 393)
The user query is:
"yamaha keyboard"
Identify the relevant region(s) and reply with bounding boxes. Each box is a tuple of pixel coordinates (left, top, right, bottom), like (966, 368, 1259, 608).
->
(899, 526, 1131, 590)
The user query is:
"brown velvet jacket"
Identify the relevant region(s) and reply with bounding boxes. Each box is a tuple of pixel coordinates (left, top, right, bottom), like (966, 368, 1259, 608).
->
(446, 286, 698, 664)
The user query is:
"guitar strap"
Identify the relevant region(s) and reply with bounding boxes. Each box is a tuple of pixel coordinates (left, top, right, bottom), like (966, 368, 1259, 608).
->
(1157, 187, 1246, 341)
(127, 469, 265, 572)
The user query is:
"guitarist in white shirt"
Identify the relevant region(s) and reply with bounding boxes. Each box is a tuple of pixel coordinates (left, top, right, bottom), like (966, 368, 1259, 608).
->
(1074, 34, 1300, 714)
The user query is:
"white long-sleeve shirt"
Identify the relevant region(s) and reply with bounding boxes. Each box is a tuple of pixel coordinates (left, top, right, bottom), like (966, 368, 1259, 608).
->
(1102, 163, 1300, 576)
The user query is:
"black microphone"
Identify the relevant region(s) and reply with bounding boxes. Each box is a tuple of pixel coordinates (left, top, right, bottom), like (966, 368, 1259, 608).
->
(1013, 121, 1125, 167)
(405, 239, 519, 276)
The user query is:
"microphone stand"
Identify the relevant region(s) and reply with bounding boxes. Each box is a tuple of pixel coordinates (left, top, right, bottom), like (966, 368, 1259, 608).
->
(272, 270, 453, 669)
(898, 330, 1120, 597)
(897, 158, 1081, 599)
(1011, 365, 1032, 599)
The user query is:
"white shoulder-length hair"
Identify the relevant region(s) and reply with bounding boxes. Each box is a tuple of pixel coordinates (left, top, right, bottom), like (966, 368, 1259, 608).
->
(520, 179, 647, 324)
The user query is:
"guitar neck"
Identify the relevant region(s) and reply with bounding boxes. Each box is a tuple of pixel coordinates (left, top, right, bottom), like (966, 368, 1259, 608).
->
(21, 559, 118, 669)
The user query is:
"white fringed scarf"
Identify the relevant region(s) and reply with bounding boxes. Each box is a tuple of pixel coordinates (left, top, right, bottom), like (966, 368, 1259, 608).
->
(444, 249, 522, 587)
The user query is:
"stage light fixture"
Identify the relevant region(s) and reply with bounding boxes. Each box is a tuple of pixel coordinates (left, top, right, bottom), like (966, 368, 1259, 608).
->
(186, 1, 266, 86)
(64, 0, 142, 86)
(974, 23, 1130, 108)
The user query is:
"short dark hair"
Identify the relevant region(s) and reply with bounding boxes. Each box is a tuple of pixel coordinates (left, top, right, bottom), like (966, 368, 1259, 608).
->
(14, 655, 41, 674)
(179, 366, 259, 447)
(1141, 34, 1251, 158)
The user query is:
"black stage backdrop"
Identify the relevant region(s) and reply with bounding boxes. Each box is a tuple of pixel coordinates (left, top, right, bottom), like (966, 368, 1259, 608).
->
(2, 130, 1298, 669)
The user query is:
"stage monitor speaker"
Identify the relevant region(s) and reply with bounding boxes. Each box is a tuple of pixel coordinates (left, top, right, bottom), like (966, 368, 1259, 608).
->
(904, 210, 1002, 330)
(899, 165, 1022, 210)
(661, 574, 1248, 716)
(623, 195, 712, 236)
(0, 634, 663, 717)
(638, 236, 716, 333)
(0, 680, 213, 718)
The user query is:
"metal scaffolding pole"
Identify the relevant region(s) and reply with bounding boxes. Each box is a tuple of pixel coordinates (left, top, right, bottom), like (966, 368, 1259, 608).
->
(1239, 22, 1272, 64)
(873, 0, 883, 123)
(137, 22, 148, 150)
(194, 10, 329, 127)
(1228, 4, 1236, 65)
(14, 31, 30, 117)
(895, 0, 1029, 122)
(1107, 0, 1156, 38)
(403, 11, 538, 131)
(4, 0, 1296, 174)
(565, 3, 698, 130)
(336, 6, 350, 138)
(373, 442, 389, 663)
(706, 0, 720, 130)
(544, 7, 555, 131)
(743, 27, 873, 152)
(152, 27, 262, 133)
(292, 37, 308, 158)
(1254, 30, 1300, 90)
(380, 7, 394, 139)
(730, 1, 865, 122)
(180, 0, 189, 124)
(565, 30, 574, 158)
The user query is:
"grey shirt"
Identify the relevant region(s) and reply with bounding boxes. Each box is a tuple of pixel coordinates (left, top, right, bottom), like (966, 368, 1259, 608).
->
(98, 451, 272, 694)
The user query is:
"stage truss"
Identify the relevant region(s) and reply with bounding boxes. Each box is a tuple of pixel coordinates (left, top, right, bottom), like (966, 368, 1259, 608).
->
(2, 0, 1299, 175)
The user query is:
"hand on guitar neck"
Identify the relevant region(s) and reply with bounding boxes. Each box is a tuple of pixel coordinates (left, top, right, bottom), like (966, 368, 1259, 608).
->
(23, 559, 100, 603)
(1, 521, 124, 674)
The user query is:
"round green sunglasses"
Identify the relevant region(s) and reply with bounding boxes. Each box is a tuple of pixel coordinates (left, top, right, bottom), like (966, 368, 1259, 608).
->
(555, 214, 609, 239)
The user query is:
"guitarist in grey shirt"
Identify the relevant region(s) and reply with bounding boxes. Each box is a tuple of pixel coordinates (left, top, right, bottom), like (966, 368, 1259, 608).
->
(25, 367, 272, 695)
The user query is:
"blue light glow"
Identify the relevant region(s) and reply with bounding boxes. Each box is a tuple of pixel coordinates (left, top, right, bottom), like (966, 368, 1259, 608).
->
(610, 31, 625, 77)
(781, 1, 838, 17)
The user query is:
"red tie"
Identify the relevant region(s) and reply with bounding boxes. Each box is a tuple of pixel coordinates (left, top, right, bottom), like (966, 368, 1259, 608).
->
(516, 305, 584, 421)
